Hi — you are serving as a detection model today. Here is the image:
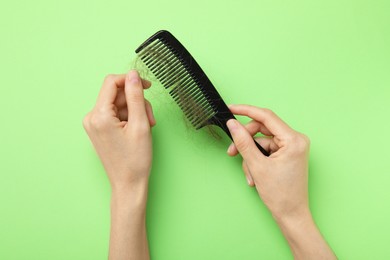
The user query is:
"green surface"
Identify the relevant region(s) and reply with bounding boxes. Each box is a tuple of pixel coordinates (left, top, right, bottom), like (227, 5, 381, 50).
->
(1, 0, 390, 259)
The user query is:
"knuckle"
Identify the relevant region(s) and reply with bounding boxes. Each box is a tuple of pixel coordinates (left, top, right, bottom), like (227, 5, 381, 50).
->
(293, 133, 310, 153)
(89, 114, 111, 132)
(130, 121, 150, 138)
(128, 94, 145, 103)
(261, 108, 275, 117)
(301, 133, 311, 146)
(103, 74, 116, 84)
(82, 113, 91, 130)
(235, 137, 251, 153)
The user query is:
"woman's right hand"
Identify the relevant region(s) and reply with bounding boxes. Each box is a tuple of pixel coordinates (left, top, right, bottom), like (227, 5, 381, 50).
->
(226, 104, 311, 219)
(226, 104, 336, 259)
(227, 105, 336, 259)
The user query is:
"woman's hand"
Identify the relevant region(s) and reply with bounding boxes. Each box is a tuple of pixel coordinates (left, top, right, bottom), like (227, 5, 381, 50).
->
(226, 104, 309, 219)
(226, 104, 336, 259)
(83, 70, 155, 191)
(83, 70, 154, 260)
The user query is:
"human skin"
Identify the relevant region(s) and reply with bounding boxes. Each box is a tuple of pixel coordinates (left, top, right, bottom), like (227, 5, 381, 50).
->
(226, 105, 337, 259)
(83, 70, 154, 260)
(83, 70, 336, 259)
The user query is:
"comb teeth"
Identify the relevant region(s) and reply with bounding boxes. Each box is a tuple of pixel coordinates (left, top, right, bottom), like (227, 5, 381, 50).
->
(137, 39, 216, 129)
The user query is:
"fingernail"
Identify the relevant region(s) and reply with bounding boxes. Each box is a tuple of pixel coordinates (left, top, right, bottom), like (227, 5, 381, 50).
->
(128, 70, 140, 83)
(227, 143, 234, 154)
(246, 175, 251, 185)
(226, 119, 238, 132)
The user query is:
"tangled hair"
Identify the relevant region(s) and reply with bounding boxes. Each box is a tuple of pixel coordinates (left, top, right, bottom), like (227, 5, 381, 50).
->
(129, 55, 222, 140)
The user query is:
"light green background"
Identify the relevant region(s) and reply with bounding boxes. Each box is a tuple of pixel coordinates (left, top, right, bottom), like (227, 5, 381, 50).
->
(1, 0, 389, 259)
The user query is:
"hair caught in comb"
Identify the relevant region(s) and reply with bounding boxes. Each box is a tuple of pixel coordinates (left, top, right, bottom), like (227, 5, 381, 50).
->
(136, 39, 217, 130)
(131, 40, 221, 139)
(135, 30, 269, 156)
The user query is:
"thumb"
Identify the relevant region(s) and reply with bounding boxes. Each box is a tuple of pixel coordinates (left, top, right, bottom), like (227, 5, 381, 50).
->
(125, 70, 147, 122)
(226, 119, 261, 163)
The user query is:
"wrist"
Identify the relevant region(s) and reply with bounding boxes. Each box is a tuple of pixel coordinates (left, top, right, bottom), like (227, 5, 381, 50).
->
(273, 206, 313, 229)
(273, 207, 337, 259)
(111, 180, 149, 210)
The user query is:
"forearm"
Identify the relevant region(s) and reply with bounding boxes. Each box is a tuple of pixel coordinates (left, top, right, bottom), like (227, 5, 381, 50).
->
(274, 208, 336, 260)
(109, 183, 150, 260)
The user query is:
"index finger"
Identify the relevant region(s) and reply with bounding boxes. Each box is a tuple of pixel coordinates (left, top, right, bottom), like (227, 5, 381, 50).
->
(96, 74, 152, 107)
(228, 104, 294, 137)
(96, 74, 126, 106)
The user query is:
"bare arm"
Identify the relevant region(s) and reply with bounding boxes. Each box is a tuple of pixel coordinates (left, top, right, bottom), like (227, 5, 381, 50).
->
(226, 104, 336, 260)
(83, 70, 155, 260)
(109, 184, 149, 260)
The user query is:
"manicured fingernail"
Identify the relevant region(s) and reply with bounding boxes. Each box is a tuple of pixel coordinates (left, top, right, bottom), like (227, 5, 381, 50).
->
(226, 119, 238, 132)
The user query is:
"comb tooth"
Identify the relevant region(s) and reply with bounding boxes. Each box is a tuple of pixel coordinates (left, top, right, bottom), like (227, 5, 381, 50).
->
(156, 50, 183, 78)
(184, 93, 209, 117)
(159, 53, 183, 71)
(136, 36, 217, 129)
(184, 92, 214, 117)
(155, 57, 182, 82)
(173, 87, 200, 110)
(174, 85, 201, 108)
(161, 66, 189, 87)
(138, 41, 185, 89)
(170, 81, 193, 100)
(192, 110, 215, 129)
(146, 47, 174, 72)
(189, 112, 208, 128)
(137, 39, 160, 58)
(139, 40, 164, 61)
(170, 76, 194, 98)
(148, 51, 181, 80)
(160, 72, 184, 89)
(142, 44, 168, 66)
(141, 43, 166, 65)
(159, 66, 185, 87)
(188, 103, 215, 127)
(156, 57, 182, 80)
(176, 90, 207, 120)
(171, 81, 198, 103)
(188, 110, 209, 129)
(158, 55, 184, 81)
(146, 43, 175, 68)
(152, 52, 180, 77)
(176, 96, 206, 124)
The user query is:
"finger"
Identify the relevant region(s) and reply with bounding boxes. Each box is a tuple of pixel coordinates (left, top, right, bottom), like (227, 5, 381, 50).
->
(228, 136, 277, 156)
(117, 108, 128, 121)
(142, 78, 152, 89)
(145, 99, 156, 127)
(125, 70, 148, 122)
(226, 119, 263, 162)
(114, 88, 126, 108)
(242, 161, 255, 187)
(229, 104, 294, 137)
(227, 120, 272, 156)
(117, 100, 155, 125)
(245, 120, 273, 136)
(256, 137, 279, 154)
(96, 74, 126, 106)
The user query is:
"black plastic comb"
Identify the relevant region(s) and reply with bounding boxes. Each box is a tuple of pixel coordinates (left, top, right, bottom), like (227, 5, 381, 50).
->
(135, 30, 269, 156)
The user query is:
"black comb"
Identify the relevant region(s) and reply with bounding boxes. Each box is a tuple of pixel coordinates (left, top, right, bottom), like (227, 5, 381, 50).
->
(135, 30, 269, 156)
